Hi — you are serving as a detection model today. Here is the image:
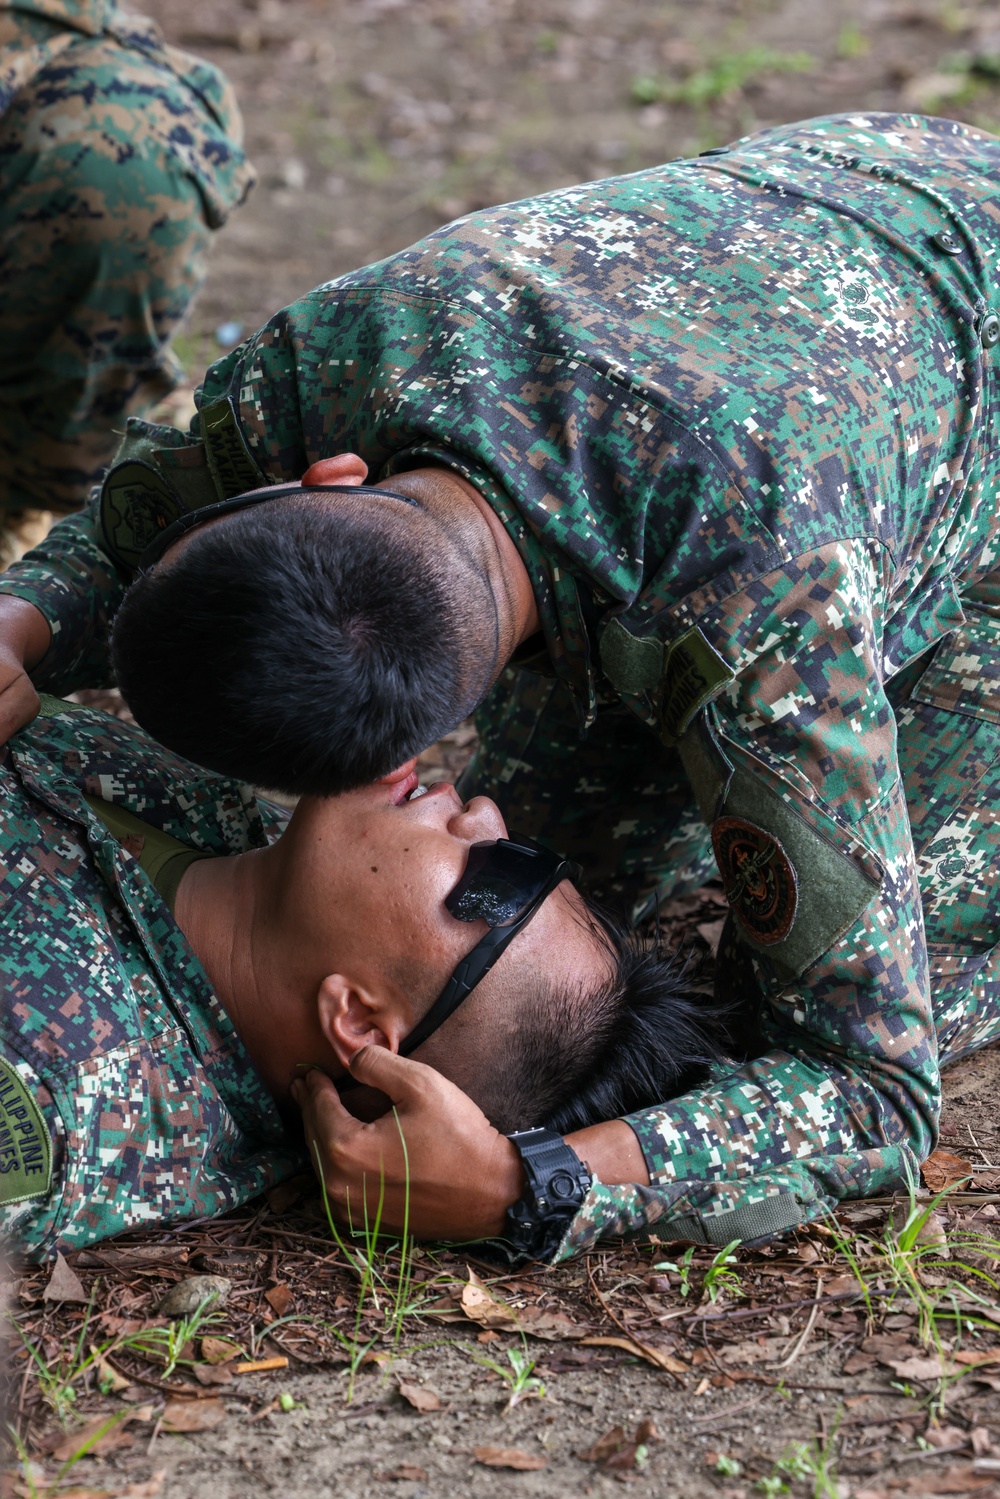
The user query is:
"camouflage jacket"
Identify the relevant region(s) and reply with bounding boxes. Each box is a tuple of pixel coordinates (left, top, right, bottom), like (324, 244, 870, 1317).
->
(0, 699, 303, 1261)
(3, 113, 1000, 1258)
(0, 0, 251, 228)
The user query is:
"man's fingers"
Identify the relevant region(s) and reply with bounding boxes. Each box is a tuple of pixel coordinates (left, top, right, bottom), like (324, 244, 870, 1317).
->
(347, 1044, 432, 1100)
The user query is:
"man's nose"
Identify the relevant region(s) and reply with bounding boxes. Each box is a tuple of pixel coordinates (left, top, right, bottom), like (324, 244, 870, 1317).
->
(447, 794, 507, 842)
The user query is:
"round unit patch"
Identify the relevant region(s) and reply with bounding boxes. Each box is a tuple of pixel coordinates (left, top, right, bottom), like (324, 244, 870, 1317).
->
(712, 816, 798, 946)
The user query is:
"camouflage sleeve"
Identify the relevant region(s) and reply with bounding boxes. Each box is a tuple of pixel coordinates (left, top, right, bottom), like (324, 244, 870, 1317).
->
(0, 497, 125, 692)
(554, 539, 938, 1259)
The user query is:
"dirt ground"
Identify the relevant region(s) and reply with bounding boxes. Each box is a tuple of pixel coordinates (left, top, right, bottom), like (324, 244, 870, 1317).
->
(7, 1, 1000, 1495)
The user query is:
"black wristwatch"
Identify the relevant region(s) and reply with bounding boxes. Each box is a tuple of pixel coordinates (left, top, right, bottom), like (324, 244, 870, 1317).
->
(500, 1127, 592, 1264)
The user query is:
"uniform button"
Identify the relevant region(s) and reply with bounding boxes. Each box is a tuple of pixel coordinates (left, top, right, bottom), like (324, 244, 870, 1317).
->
(699, 146, 729, 156)
(979, 313, 1000, 349)
(931, 229, 962, 255)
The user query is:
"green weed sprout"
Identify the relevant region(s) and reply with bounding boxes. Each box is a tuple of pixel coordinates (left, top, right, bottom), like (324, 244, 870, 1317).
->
(120, 1296, 224, 1379)
(470, 1340, 546, 1414)
(762, 1422, 843, 1499)
(653, 1238, 743, 1303)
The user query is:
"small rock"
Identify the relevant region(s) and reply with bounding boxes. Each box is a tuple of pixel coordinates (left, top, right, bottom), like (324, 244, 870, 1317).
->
(157, 1275, 231, 1318)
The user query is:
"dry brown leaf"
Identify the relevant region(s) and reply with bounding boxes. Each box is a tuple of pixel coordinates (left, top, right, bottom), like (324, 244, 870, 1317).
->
(517, 1306, 581, 1340)
(192, 1361, 234, 1386)
(579, 1425, 626, 1463)
(93, 1353, 129, 1393)
(887, 1355, 957, 1381)
(460, 1271, 517, 1329)
(376, 1466, 429, 1482)
(201, 1336, 240, 1365)
(473, 1446, 547, 1471)
(48, 1414, 133, 1463)
(634, 1418, 661, 1445)
(580, 1334, 686, 1375)
(924, 1425, 967, 1450)
(841, 1352, 876, 1375)
(264, 1283, 293, 1317)
(922, 1149, 973, 1192)
(160, 1398, 227, 1433)
(952, 1349, 1000, 1369)
(894, 1464, 996, 1493)
(43, 1252, 87, 1305)
(397, 1380, 441, 1413)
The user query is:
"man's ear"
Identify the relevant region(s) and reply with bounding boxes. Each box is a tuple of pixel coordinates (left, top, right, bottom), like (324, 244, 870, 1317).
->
(316, 974, 406, 1069)
(301, 453, 369, 487)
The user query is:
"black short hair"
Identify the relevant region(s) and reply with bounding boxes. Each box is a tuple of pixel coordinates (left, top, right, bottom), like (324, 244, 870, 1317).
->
(475, 904, 734, 1136)
(110, 492, 496, 796)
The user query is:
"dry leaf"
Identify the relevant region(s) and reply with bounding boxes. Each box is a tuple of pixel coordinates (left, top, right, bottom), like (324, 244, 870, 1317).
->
(48, 1414, 133, 1462)
(580, 1425, 626, 1463)
(924, 1426, 967, 1450)
(377, 1466, 429, 1482)
(517, 1306, 581, 1340)
(842, 1352, 876, 1375)
(398, 1380, 441, 1413)
(201, 1336, 240, 1365)
(192, 1361, 234, 1386)
(887, 1355, 957, 1381)
(160, 1398, 227, 1433)
(264, 1283, 293, 1317)
(473, 1446, 547, 1471)
(94, 1353, 128, 1393)
(460, 1271, 517, 1329)
(922, 1149, 973, 1192)
(580, 1334, 686, 1376)
(44, 1252, 87, 1305)
(635, 1418, 661, 1445)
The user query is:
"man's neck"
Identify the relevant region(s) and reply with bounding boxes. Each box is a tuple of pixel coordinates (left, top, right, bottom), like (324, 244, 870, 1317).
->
(173, 847, 321, 1105)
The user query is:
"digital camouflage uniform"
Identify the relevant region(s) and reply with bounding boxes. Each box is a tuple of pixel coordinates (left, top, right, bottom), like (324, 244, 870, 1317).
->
(0, 0, 253, 514)
(0, 696, 302, 1260)
(3, 113, 1000, 1261)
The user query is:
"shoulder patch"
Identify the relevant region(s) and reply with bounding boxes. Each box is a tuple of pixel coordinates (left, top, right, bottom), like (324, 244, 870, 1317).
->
(99, 460, 187, 574)
(200, 395, 268, 500)
(660, 628, 735, 743)
(712, 816, 798, 945)
(0, 1058, 52, 1207)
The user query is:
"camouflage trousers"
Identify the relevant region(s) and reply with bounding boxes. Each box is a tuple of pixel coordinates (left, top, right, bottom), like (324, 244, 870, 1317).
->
(459, 643, 1000, 1082)
(0, 30, 245, 515)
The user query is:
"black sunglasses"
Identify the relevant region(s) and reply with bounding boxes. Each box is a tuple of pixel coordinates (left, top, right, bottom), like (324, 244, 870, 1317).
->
(138, 482, 419, 570)
(399, 836, 581, 1057)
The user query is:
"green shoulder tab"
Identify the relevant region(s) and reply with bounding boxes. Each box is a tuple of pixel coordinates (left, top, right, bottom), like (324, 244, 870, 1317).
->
(35, 693, 85, 718)
(199, 395, 268, 499)
(660, 627, 735, 744)
(99, 460, 187, 574)
(0, 1057, 52, 1207)
(599, 618, 664, 694)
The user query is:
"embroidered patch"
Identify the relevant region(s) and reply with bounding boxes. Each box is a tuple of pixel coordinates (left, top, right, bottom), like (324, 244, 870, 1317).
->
(200, 395, 268, 499)
(712, 816, 798, 946)
(99, 459, 186, 573)
(0, 1057, 52, 1207)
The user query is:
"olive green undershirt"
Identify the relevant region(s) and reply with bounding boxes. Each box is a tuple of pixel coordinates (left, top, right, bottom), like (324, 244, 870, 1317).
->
(85, 795, 211, 914)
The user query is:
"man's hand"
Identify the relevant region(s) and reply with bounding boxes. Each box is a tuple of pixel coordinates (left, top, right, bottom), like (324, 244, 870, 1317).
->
(292, 1048, 524, 1241)
(0, 597, 51, 745)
